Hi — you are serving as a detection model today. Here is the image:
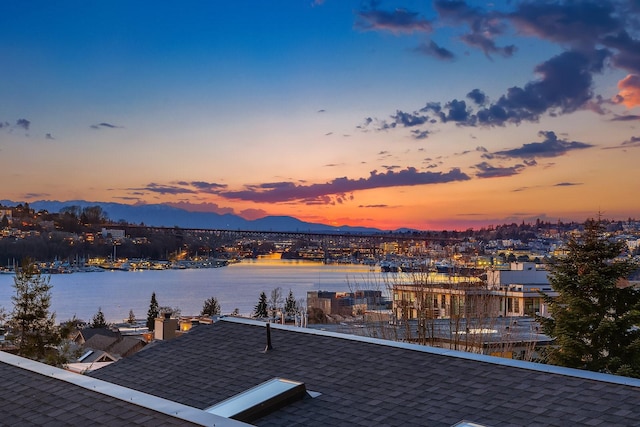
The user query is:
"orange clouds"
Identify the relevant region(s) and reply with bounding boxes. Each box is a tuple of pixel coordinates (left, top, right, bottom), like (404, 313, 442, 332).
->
(616, 74, 640, 108)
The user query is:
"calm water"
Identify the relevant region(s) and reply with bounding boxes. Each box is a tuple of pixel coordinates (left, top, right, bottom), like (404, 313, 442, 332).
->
(0, 258, 387, 323)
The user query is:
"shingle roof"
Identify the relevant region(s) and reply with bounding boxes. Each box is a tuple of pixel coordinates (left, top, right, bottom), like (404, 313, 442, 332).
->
(0, 351, 248, 427)
(75, 327, 120, 344)
(83, 333, 119, 351)
(90, 318, 640, 427)
(108, 335, 146, 357)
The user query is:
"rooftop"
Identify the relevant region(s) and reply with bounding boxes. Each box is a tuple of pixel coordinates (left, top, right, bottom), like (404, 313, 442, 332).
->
(0, 351, 248, 426)
(89, 317, 640, 426)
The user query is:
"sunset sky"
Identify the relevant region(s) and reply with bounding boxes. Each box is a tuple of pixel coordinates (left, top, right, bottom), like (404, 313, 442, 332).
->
(1, 0, 640, 230)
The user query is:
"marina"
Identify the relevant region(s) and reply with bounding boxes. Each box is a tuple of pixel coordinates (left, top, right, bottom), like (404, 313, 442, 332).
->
(0, 257, 387, 324)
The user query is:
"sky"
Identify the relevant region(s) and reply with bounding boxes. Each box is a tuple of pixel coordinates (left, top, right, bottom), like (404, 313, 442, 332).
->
(1, 0, 640, 231)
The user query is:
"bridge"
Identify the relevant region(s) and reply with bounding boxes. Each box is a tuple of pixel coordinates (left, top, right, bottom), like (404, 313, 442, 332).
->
(115, 225, 463, 245)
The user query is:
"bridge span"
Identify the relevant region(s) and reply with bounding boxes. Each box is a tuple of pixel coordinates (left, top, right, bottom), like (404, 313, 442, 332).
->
(115, 225, 462, 245)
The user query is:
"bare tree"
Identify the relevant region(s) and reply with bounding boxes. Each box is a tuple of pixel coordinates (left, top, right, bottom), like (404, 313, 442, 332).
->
(268, 287, 283, 322)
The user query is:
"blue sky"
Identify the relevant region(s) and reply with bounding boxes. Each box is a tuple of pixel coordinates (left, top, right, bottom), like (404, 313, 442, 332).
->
(1, 1, 640, 230)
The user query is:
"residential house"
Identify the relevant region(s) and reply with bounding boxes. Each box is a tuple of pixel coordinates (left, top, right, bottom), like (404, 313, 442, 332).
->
(391, 262, 555, 321)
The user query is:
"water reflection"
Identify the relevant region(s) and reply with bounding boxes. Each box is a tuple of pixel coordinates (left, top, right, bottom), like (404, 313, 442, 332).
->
(0, 258, 384, 323)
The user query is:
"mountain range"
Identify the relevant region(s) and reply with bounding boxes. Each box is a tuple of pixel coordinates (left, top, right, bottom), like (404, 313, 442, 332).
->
(1, 200, 386, 233)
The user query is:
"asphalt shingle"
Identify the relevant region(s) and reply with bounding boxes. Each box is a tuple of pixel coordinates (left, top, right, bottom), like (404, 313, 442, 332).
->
(88, 319, 640, 426)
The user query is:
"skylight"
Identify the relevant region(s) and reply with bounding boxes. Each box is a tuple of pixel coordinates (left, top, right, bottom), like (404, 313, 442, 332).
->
(206, 378, 309, 422)
(452, 421, 489, 427)
(77, 350, 94, 362)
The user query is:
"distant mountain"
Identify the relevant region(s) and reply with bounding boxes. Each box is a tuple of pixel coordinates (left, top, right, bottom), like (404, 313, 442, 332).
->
(2, 200, 383, 233)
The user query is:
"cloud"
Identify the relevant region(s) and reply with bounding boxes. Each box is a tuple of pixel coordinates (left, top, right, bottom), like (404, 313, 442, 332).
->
(442, 99, 472, 123)
(467, 89, 487, 106)
(45, 133, 55, 140)
(90, 122, 121, 130)
(554, 182, 582, 187)
(623, 136, 640, 146)
(391, 110, 429, 127)
(16, 118, 31, 130)
(22, 192, 49, 199)
(507, 1, 640, 77)
(219, 167, 471, 203)
(509, 1, 621, 46)
(189, 181, 228, 193)
(615, 74, 640, 108)
(360, 1, 640, 137)
(603, 135, 640, 150)
(611, 114, 640, 121)
(602, 31, 640, 75)
(414, 40, 455, 60)
(359, 204, 389, 208)
(414, 50, 606, 128)
(411, 129, 430, 140)
(460, 32, 516, 59)
(140, 183, 197, 195)
(494, 130, 593, 158)
(433, 0, 514, 58)
(474, 162, 526, 178)
(355, 7, 432, 34)
(477, 50, 605, 126)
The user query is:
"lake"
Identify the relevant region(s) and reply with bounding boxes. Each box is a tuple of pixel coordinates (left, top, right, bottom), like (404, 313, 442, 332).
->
(0, 257, 389, 323)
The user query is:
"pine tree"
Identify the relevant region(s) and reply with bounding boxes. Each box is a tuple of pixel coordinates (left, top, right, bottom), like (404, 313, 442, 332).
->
(146, 292, 159, 331)
(91, 307, 108, 328)
(9, 258, 60, 361)
(201, 297, 221, 316)
(254, 291, 268, 319)
(284, 289, 297, 317)
(127, 309, 136, 324)
(540, 218, 640, 377)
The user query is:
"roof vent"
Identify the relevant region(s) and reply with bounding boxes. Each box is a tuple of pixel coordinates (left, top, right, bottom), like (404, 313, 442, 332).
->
(264, 322, 273, 353)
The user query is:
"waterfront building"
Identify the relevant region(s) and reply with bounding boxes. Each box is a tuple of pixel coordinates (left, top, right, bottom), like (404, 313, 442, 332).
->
(391, 262, 555, 321)
(306, 290, 387, 317)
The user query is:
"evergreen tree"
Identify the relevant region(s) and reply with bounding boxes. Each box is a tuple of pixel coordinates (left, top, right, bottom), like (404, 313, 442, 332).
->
(540, 218, 640, 377)
(127, 309, 136, 324)
(201, 297, 221, 316)
(254, 291, 268, 319)
(146, 292, 159, 331)
(91, 307, 108, 328)
(284, 289, 297, 317)
(9, 258, 60, 361)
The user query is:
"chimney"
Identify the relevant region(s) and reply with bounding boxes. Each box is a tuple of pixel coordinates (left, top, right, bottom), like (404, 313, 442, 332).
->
(155, 313, 178, 341)
(264, 323, 273, 353)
